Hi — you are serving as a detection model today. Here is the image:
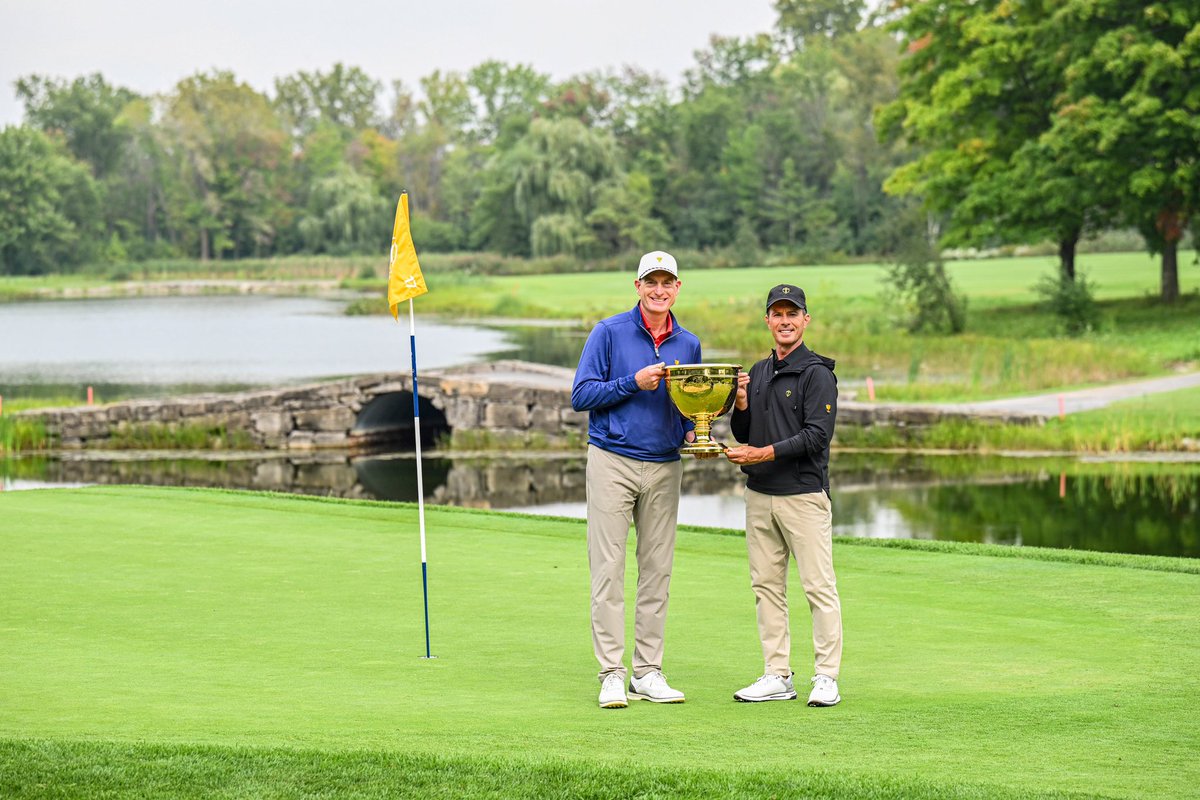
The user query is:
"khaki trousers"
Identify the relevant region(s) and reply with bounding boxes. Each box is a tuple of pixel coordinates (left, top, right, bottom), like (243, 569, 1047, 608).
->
(745, 487, 842, 679)
(586, 444, 683, 681)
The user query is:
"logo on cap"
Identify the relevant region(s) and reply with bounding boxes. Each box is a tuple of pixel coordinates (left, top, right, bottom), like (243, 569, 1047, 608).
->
(781, 287, 791, 294)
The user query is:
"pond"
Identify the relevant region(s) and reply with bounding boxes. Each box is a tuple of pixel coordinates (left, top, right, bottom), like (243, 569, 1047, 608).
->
(5, 295, 1195, 560)
(4, 452, 1196, 558)
(0, 295, 585, 399)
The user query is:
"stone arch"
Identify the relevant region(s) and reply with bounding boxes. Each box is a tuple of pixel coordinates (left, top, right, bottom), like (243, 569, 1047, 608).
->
(351, 391, 449, 450)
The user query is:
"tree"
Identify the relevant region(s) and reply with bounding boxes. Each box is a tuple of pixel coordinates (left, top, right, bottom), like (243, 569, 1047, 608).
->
(1043, 0, 1200, 303)
(774, 0, 866, 51)
(472, 117, 621, 256)
(15, 73, 139, 178)
(586, 171, 671, 253)
(103, 98, 175, 257)
(466, 61, 549, 145)
(877, 0, 1111, 282)
(159, 72, 289, 259)
(296, 166, 390, 254)
(0, 126, 101, 274)
(273, 63, 381, 137)
(826, 26, 906, 255)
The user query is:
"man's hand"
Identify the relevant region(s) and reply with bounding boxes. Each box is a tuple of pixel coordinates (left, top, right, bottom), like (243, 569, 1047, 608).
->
(725, 445, 774, 465)
(635, 362, 667, 391)
(734, 371, 751, 411)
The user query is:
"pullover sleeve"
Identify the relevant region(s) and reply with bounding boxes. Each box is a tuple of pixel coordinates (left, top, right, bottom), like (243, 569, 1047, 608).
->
(571, 322, 640, 411)
(771, 366, 837, 459)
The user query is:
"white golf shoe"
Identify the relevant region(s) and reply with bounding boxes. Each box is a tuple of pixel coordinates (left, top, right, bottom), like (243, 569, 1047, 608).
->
(598, 673, 628, 709)
(628, 670, 685, 703)
(734, 673, 798, 702)
(807, 674, 841, 707)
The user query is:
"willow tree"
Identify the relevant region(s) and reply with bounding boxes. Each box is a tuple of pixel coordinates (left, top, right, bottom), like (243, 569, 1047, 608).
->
(512, 117, 622, 256)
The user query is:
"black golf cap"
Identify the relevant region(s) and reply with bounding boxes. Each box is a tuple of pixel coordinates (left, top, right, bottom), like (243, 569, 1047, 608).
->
(765, 284, 806, 313)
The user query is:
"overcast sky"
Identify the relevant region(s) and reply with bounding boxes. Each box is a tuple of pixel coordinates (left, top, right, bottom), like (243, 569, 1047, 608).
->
(0, 0, 779, 126)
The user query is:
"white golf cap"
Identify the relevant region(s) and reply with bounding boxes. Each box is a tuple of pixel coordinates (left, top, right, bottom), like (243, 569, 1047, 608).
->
(637, 250, 678, 280)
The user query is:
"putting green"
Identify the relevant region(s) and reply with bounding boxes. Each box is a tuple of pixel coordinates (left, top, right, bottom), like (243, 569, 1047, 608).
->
(2, 486, 1197, 798)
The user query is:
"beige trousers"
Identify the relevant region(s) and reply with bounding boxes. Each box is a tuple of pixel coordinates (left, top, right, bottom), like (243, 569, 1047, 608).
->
(586, 444, 683, 681)
(745, 487, 842, 679)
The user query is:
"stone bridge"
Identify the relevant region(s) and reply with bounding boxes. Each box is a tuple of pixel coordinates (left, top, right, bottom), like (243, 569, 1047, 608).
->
(27, 361, 588, 451)
(23, 359, 1044, 452)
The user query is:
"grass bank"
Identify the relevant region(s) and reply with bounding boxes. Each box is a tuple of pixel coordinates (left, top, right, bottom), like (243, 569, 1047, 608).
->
(2, 487, 1197, 798)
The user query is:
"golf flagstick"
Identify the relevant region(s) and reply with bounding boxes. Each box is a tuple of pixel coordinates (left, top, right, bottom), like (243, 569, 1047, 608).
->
(386, 191, 432, 659)
(409, 297, 433, 659)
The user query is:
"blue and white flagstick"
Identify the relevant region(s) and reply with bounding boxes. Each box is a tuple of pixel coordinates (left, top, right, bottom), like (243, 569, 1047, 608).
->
(409, 297, 434, 659)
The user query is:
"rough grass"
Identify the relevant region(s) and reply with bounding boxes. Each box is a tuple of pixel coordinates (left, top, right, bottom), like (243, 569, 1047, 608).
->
(836, 385, 1200, 452)
(2, 486, 1197, 798)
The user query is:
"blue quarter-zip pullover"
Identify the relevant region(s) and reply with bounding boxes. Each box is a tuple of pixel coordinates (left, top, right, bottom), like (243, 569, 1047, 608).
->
(571, 304, 702, 462)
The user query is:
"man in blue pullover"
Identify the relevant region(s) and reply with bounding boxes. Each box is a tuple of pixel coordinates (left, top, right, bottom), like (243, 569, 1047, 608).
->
(571, 250, 702, 709)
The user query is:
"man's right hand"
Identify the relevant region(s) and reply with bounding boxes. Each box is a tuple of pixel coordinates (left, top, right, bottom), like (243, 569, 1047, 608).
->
(635, 362, 667, 391)
(734, 371, 751, 410)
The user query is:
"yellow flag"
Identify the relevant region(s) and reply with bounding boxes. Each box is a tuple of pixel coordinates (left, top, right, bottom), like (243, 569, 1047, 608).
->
(387, 193, 428, 318)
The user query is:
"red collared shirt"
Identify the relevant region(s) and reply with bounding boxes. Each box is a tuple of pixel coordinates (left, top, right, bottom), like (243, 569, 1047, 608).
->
(640, 307, 673, 348)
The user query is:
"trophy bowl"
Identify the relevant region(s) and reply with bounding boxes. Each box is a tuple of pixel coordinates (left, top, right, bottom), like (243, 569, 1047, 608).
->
(665, 363, 742, 455)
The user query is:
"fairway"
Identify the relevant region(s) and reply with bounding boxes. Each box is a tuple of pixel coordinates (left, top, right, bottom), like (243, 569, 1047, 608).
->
(2, 487, 1198, 798)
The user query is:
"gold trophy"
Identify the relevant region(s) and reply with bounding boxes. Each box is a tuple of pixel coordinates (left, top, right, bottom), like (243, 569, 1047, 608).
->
(665, 363, 742, 455)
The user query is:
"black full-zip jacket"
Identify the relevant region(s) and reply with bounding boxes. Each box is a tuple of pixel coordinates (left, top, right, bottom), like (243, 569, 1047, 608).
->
(729, 342, 837, 495)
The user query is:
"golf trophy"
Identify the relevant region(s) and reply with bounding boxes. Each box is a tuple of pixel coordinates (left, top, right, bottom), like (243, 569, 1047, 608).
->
(664, 363, 742, 456)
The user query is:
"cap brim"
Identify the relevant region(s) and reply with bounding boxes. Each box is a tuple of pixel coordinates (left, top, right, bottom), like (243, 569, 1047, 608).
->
(767, 298, 805, 312)
(638, 268, 678, 280)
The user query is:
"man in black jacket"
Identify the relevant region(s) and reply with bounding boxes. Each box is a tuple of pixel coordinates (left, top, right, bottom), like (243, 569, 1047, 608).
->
(724, 284, 843, 707)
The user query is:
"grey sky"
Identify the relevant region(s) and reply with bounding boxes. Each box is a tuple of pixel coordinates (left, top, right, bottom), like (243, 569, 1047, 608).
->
(0, 0, 778, 126)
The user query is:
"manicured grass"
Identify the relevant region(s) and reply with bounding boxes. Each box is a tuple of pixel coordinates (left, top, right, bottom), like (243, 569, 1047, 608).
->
(2, 487, 1197, 798)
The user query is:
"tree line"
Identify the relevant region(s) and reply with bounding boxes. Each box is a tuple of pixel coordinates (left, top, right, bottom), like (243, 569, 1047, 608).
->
(1, 1, 1195, 303)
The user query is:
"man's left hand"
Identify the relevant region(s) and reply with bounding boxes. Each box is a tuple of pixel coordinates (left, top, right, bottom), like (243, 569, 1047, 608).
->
(725, 445, 774, 465)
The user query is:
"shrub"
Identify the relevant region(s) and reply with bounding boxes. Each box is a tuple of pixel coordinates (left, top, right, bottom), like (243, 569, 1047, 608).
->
(1035, 271, 1100, 336)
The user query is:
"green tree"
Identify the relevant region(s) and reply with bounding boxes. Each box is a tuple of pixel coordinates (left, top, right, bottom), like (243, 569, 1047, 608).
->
(774, 0, 866, 50)
(466, 61, 549, 145)
(586, 171, 671, 253)
(273, 63, 381, 137)
(877, 0, 1109, 281)
(159, 71, 289, 259)
(296, 166, 390, 254)
(0, 126, 101, 274)
(15, 73, 139, 178)
(103, 98, 176, 258)
(1044, 0, 1200, 303)
(472, 117, 621, 256)
(826, 26, 905, 255)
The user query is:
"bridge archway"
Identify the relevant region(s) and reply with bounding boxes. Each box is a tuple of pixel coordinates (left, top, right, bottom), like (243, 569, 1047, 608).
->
(352, 391, 449, 449)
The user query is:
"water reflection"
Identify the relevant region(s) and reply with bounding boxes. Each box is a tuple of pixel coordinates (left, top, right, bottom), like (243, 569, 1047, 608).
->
(4, 452, 1196, 558)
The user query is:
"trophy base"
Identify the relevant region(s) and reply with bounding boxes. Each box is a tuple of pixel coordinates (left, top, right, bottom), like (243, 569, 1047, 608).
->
(680, 440, 728, 456)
